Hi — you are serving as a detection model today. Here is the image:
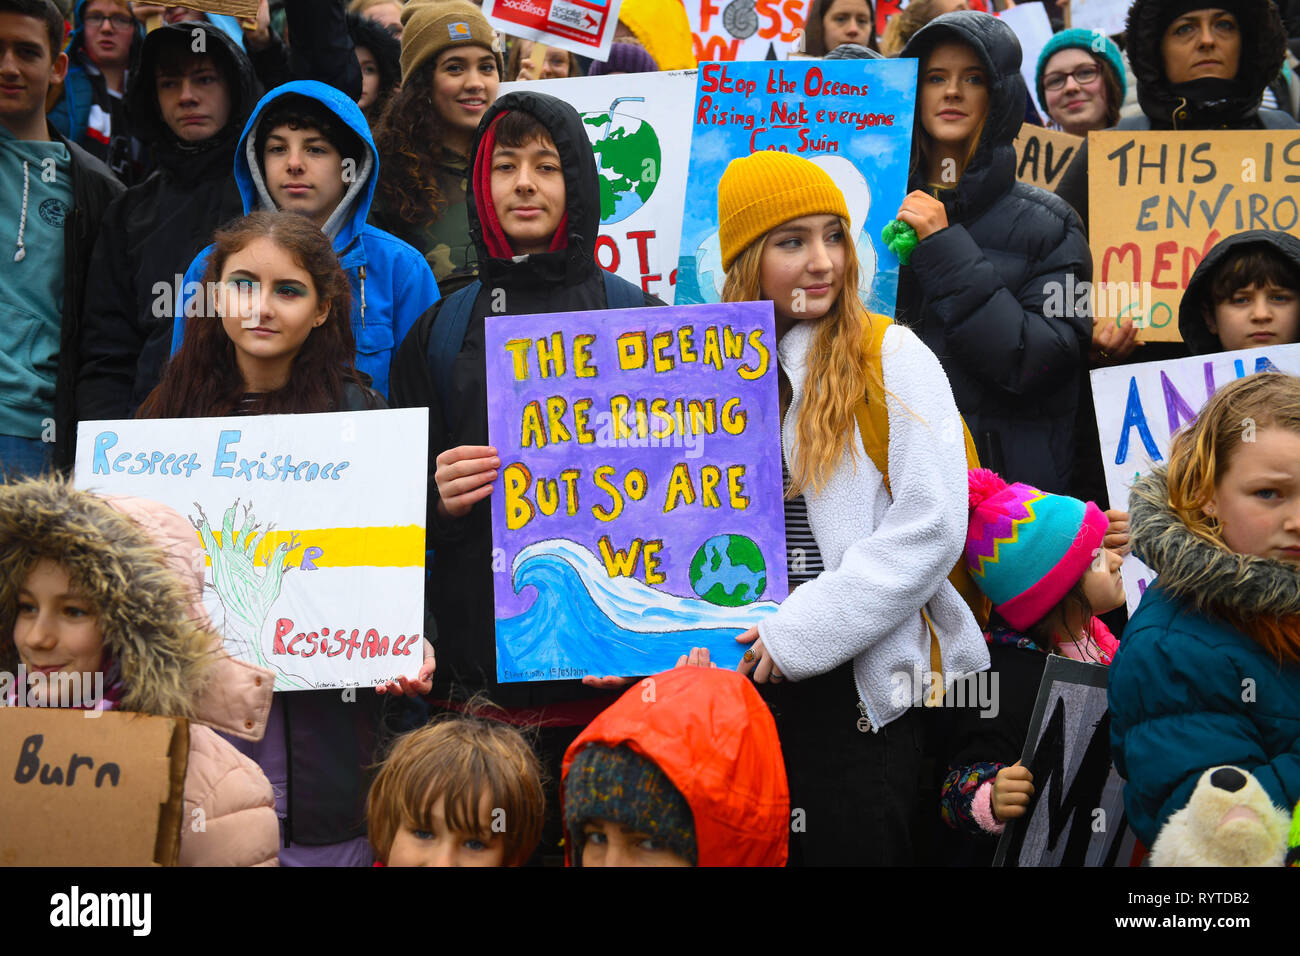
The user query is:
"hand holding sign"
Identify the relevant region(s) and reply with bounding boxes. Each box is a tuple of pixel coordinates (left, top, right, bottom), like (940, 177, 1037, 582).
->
(736, 626, 784, 683)
(435, 445, 500, 520)
(993, 761, 1035, 821)
(376, 638, 437, 696)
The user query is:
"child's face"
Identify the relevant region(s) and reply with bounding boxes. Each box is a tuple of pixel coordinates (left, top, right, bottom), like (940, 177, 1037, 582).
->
(759, 214, 846, 327)
(355, 46, 380, 113)
(490, 134, 567, 256)
(12, 559, 105, 688)
(156, 56, 232, 143)
(1207, 426, 1300, 563)
(919, 42, 988, 152)
(219, 236, 327, 378)
(386, 796, 506, 867)
(262, 124, 349, 228)
(577, 819, 692, 867)
(1208, 282, 1300, 352)
(1081, 546, 1126, 615)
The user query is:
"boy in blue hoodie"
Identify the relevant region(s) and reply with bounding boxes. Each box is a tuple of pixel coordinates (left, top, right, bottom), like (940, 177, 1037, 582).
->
(171, 79, 437, 397)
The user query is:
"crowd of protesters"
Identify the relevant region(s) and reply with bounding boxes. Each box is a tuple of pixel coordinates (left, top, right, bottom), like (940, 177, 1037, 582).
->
(0, 0, 1297, 868)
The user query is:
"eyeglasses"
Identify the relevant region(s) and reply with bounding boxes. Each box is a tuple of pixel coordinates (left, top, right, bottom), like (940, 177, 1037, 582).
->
(1043, 65, 1101, 92)
(84, 12, 136, 30)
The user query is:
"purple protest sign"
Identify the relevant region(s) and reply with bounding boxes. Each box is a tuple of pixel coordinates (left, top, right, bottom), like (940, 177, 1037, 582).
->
(485, 300, 788, 682)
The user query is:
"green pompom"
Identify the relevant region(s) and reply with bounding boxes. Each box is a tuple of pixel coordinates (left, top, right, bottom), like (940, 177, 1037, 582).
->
(882, 219, 918, 266)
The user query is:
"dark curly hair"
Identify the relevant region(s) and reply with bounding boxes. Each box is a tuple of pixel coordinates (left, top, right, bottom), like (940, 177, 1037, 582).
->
(372, 58, 455, 228)
(139, 211, 361, 419)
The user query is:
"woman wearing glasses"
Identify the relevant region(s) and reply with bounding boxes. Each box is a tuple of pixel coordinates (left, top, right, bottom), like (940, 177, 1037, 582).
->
(1034, 29, 1126, 136)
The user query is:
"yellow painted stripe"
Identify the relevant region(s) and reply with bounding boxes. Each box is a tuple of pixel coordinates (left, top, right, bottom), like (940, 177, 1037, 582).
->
(199, 525, 425, 569)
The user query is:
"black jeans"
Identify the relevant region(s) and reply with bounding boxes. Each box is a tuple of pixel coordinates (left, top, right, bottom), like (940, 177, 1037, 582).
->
(762, 662, 926, 866)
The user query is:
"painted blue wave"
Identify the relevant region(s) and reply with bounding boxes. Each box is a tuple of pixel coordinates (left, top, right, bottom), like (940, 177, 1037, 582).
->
(497, 539, 779, 682)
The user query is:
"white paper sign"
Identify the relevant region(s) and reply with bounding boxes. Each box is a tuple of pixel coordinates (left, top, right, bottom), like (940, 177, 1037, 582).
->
(74, 409, 429, 692)
(1090, 344, 1300, 612)
(998, 2, 1054, 116)
(1068, 0, 1129, 38)
(502, 71, 695, 303)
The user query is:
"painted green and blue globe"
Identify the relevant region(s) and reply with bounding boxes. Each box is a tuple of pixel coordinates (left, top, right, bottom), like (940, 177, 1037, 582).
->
(581, 100, 661, 225)
(688, 534, 766, 607)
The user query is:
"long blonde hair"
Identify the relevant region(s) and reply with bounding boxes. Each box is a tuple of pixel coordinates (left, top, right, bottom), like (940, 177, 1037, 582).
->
(722, 216, 881, 499)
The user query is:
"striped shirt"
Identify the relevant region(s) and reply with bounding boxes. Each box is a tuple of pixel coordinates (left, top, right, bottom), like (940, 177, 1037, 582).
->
(783, 463, 825, 588)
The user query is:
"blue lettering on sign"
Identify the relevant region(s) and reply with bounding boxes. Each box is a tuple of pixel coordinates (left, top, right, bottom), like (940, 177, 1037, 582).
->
(212, 430, 241, 478)
(1115, 376, 1161, 466)
(91, 431, 119, 475)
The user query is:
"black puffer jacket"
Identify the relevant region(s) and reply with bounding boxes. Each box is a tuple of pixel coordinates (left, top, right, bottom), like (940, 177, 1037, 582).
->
(389, 90, 662, 709)
(76, 23, 259, 423)
(897, 12, 1091, 493)
(1122, 0, 1296, 131)
(1177, 229, 1300, 353)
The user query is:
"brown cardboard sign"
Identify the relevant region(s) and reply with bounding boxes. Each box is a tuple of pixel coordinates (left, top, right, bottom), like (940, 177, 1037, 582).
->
(1087, 129, 1300, 342)
(172, 0, 259, 19)
(1014, 127, 1082, 192)
(0, 709, 188, 866)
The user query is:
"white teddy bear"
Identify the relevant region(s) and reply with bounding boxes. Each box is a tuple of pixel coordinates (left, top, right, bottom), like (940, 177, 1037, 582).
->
(1149, 766, 1292, 867)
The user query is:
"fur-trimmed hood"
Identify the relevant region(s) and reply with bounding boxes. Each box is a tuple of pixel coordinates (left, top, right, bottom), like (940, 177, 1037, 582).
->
(0, 480, 272, 737)
(1130, 467, 1300, 622)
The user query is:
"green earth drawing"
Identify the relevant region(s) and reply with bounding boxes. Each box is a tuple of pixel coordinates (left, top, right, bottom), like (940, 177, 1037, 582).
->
(688, 534, 767, 607)
(581, 98, 661, 225)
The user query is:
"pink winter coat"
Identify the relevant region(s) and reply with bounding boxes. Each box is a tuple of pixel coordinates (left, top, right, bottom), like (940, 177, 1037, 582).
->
(103, 496, 280, 867)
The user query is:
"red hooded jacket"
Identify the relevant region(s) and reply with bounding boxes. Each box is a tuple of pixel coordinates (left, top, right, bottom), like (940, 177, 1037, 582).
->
(562, 667, 789, 866)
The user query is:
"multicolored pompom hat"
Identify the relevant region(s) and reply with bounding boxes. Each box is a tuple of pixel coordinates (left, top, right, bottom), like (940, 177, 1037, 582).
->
(965, 468, 1109, 631)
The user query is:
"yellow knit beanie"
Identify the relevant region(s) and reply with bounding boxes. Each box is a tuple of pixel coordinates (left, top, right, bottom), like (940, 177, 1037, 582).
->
(400, 0, 502, 85)
(618, 0, 697, 70)
(718, 152, 851, 272)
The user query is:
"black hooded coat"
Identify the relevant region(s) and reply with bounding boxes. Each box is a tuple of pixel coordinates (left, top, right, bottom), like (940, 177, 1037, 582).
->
(1177, 229, 1300, 353)
(75, 23, 259, 423)
(389, 90, 662, 709)
(896, 12, 1092, 493)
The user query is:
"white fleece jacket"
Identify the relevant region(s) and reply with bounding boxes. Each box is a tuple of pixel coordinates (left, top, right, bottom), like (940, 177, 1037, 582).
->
(758, 320, 989, 730)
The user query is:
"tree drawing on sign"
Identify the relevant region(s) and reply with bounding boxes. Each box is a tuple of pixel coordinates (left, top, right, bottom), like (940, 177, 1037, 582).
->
(191, 499, 308, 689)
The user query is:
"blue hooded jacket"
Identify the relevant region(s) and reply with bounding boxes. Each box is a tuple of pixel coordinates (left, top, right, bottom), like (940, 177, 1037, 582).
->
(171, 80, 438, 397)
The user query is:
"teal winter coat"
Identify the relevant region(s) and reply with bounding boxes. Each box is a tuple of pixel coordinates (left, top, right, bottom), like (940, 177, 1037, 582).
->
(1110, 468, 1300, 846)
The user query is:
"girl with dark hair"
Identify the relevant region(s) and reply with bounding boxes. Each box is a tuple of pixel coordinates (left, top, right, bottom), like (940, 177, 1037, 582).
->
(935, 468, 1123, 864)
(348, 10, 401, 129)
(140, 210, 381, 418)
(803, 0, 878, 55)
(141, 210, 431, 866)
(506, 37, 582, 80)
(370, 0, 501, 292)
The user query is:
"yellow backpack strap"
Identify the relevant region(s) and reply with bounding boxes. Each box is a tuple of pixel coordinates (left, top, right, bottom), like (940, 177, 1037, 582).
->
(852, 313, 893, 495)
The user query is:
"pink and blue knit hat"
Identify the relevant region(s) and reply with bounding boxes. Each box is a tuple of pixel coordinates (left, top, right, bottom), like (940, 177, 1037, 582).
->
(965, 468, 1109, 631)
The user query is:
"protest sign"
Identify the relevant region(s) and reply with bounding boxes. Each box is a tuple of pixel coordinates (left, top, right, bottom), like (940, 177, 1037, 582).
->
(501, 71, 696, 302)
(684, 0, 809, 62)
(998, 1, 1053, 115)
(994, 657, 1140, 867)
(485, 301, 787, 682)
(677, 58, 916, 315)
(1065, 0, 1129, 37)
(484, 0, 623, 62)
(1088, 130, 1300, 341)
(1090, 343, 1300, 612)
(0, 709, 188, 866)
(73, 409, 428, 692)
(1014, 127, 1081, 192)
